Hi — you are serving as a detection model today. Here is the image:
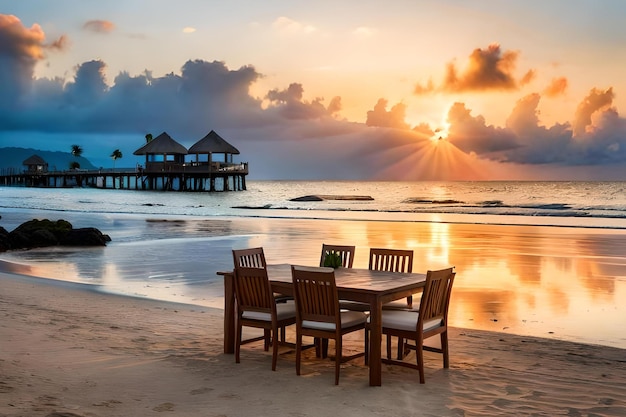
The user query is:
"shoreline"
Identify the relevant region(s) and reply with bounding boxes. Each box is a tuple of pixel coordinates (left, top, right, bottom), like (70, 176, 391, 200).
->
(1, 270, 625, 416)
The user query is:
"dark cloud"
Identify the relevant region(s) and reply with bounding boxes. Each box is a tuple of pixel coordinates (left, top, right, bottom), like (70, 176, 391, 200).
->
(573, 87, 613, 136)
(415, 43, 533, 94)
(265, 83, 339, 120)
(365, 99, 410, 129)
(446, 91, 626, 167)
(83, 20, 115, 34)
(445, 102, 519, 155)
(443, 43, 524, 92)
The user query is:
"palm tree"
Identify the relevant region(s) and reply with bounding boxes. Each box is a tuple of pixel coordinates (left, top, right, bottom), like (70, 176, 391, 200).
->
(71, 144, 83, 158)
(110, 149, 123, 168)
(70, 144, 83, 169)
(145, 133, 153, 143)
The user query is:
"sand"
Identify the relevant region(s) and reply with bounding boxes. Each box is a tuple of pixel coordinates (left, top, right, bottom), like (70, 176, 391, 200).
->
(2, 271, 625, 417)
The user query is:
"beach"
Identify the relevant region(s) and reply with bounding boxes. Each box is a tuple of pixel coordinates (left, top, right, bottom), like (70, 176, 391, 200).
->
(2, 270, 626, 417)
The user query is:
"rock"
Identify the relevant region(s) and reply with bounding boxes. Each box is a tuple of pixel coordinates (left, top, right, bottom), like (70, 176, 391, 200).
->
(0, 219, 110, 252)
(0, 226, 10, 251)
(60, 227, 111, 246)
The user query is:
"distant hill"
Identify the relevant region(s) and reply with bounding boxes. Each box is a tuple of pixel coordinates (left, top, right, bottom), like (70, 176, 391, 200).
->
(0, 147, 97, 174)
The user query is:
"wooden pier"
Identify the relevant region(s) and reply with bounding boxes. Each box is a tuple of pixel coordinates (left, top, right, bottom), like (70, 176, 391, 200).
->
(0, 162, 248, 192)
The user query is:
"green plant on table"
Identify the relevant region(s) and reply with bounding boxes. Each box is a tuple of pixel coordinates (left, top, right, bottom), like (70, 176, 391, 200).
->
(323, 251, 343, 268)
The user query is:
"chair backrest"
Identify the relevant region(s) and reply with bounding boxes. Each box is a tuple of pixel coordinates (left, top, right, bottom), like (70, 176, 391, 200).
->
(417, 267, 455, 330)
(291, 265, 340, 327)
(319, 244, 355, 268)
(233, 247, 267, 269)
(233, 266, 275, 314)
(369, 248, 413, 273)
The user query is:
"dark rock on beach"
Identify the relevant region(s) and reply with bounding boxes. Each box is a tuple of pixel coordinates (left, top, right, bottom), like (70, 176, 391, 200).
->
(290, 195, 374, 202)
(1, 219, 111, 252)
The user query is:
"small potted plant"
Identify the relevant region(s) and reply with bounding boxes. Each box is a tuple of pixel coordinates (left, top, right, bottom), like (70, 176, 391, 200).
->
(323, 251, 343, 268)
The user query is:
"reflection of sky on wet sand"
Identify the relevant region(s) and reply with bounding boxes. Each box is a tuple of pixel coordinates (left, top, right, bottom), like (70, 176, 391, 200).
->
(2, 215, 626, 348)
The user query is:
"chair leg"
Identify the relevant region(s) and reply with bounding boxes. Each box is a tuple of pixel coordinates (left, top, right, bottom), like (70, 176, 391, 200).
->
(442, 331, 449, 368)
(271, 325, 279, 371)
(364, 328, 369, 365)
(386, 334, 392, 359)
(295, 333, 302, 376)
(335, 337, 341, 385)
(396, 337, 404, 360)
(264, 329, 270, 351)
(235, 319, 242, 364)
(416, 337, 425, 384)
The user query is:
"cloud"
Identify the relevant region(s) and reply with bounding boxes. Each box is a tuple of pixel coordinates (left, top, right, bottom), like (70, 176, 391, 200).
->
(445, 102, 519, 155)
(444, 43, 526, 92)
(444, 91, 626, 167)
(543, 76, 568, 97)
(415, 43, 534, 94)
(265, 83, 340, 120)
(272, 16, 316, 35)
(573, 87, 613, 136)
(365, 99, 410, 130)
(82, 20, 115, 34)
(0, 14, 47, 110)
(182, 27, 196, 34)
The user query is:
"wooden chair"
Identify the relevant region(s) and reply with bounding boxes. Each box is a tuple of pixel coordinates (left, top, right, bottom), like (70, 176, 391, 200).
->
(365, 267, 455, 383)
(369, 248, 416, 359)
(291, 265, 367, 385)
(233, 246, 291, 304)
(232, 249, 296, 371)
(369, 248, 415, 309)
(319, 244, 355, 268)
(232, 247, 267, 268)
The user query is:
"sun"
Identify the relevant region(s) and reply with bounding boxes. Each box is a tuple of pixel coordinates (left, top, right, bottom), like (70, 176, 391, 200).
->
(431, 119, 450, 143)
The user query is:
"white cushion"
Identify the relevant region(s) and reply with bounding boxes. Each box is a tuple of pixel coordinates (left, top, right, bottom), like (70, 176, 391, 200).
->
(303, 310, 367, 331)
(242, 300, 296, 321)
(368, 310, 442, 332)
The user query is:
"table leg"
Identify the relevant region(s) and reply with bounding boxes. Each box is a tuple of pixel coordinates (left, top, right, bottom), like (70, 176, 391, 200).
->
(223, 272, 235, 354)
(369, 299, 383, 386)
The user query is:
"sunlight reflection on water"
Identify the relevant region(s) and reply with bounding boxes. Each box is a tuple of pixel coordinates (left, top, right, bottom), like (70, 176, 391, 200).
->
(2, 212, 626, 349)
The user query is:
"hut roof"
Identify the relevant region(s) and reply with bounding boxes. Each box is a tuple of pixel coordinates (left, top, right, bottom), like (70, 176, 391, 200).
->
(188, 130, 240, 155)
(23, 154, 47, 165)
(133, 132, 188, 155)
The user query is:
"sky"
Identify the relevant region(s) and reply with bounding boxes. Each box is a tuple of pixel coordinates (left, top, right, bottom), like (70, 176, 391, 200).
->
(1, 0, 626, 180)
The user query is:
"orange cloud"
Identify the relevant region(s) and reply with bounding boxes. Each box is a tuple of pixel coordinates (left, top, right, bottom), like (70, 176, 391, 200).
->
(415, 43, 534, 95)
(83, 20, 115, 34)
(443, 43, 523, 91)
(0, 14, 46, 61)
(543, 76, 568, 97)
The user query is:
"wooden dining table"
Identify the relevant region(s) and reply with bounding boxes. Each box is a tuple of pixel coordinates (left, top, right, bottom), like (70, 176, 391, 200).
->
(219, 264, 427, 386)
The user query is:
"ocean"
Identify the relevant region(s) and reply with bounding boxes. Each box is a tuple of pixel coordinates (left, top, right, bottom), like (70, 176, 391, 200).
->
(1, 180, 625, 348)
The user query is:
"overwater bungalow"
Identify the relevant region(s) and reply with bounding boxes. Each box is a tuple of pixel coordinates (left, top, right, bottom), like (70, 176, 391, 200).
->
(132, 132, 187, 172)
(23, 154, 48, 173)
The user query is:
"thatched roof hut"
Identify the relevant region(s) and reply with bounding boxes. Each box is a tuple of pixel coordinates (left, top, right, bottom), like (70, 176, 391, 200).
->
(133, 132, 188, 156)
(133, 132, 187, 171)
(188, 130, 240, 164)
(22, 154, 48, 173)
